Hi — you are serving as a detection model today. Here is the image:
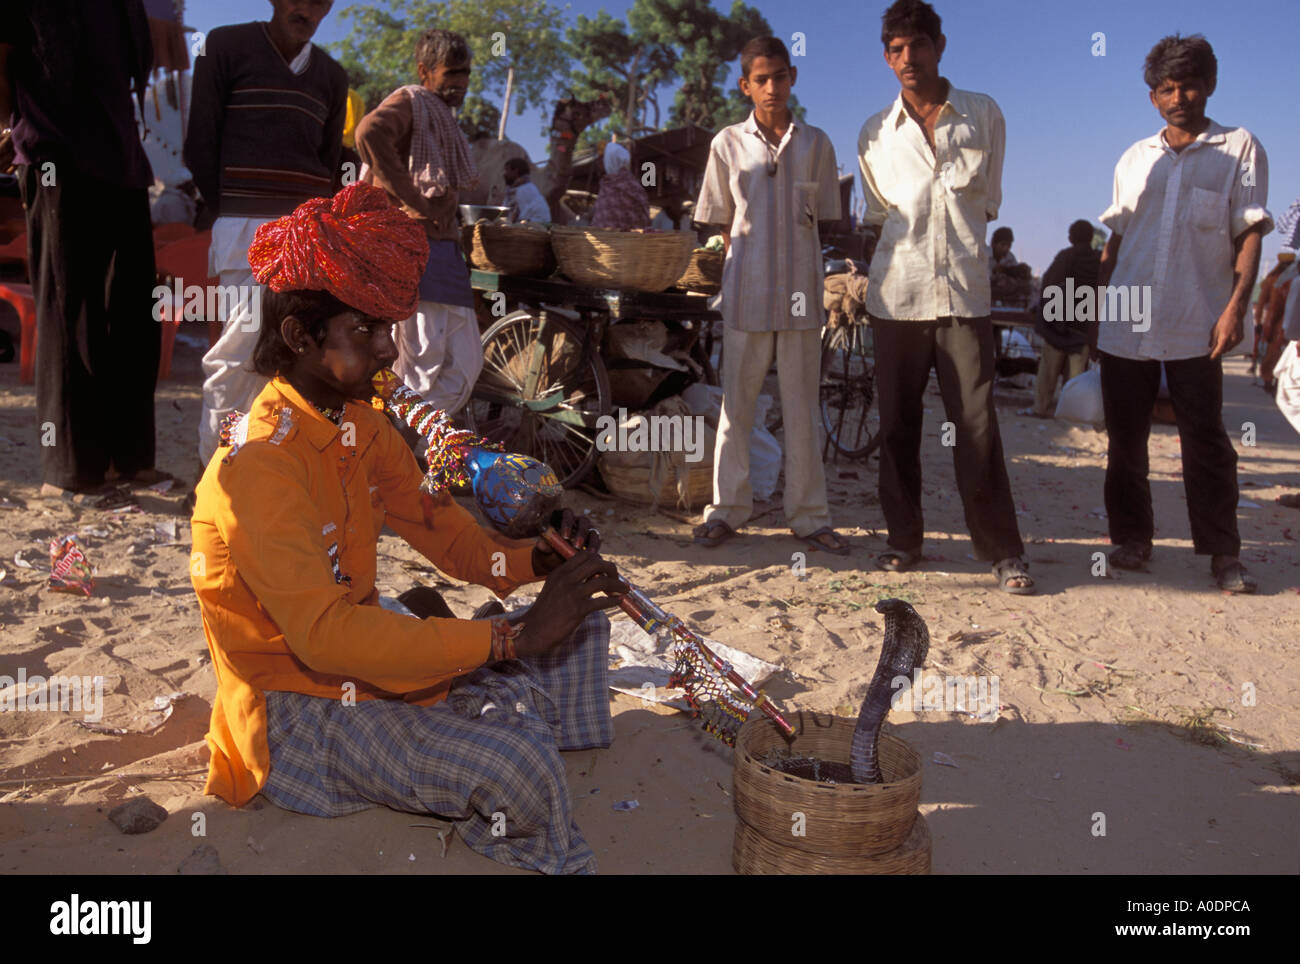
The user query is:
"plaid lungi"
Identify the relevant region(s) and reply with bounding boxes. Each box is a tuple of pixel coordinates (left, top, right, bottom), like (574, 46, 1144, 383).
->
(260, 611, 613, 875)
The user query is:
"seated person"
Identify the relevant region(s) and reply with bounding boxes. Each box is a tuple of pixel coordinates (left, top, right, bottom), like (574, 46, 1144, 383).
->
(503, 156, 551, 222)
(190, 182, 624, 875)
(990, 225, 1032, 304)
(589, 142, 650, 231)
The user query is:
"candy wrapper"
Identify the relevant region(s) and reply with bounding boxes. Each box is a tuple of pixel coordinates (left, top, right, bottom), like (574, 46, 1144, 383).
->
(49, 535, 95, 596)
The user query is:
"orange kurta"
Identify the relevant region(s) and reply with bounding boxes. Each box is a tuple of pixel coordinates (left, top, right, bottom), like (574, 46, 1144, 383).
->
(190, 378, 538, 806)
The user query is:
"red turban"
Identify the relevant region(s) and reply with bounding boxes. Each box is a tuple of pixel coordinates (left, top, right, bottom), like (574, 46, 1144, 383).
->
(247, 182, 430, 322)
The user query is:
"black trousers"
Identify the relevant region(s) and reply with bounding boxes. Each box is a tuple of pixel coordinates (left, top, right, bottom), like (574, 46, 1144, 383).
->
(19, 164, 158, 489)
(1099, 351, 1239, 556)
(871, 315, 1024, 561)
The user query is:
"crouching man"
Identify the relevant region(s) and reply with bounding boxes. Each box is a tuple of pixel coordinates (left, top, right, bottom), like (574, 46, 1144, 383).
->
(190, 183, 624, 874)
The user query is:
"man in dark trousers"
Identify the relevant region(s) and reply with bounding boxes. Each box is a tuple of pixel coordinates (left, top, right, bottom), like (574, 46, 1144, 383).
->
(1093, 34, 1271, 593)
(1, 0, 163, 496)
(1022, 219, 1099, 418)
(857, 0, 1033, 593)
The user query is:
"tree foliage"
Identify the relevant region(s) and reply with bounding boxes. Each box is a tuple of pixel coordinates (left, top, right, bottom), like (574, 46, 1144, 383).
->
(330, 0, 568, 140)
(565, 10, 674, 141)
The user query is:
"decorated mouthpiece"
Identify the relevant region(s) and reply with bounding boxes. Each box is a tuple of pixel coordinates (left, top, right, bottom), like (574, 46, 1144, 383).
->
(372, 369, 563, 536)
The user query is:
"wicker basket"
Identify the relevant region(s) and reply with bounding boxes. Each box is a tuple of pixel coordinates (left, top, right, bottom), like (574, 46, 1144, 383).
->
(732, 713, 922, 859)
(551, 227, 696, 293)
(675, 249, 724, 295)
(460, 222, 554, 276)
(734, 810, 931, 875)
(598, 455, 712, 510)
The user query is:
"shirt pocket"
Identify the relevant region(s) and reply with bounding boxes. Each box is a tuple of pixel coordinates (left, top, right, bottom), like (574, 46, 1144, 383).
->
(1187, 185, 1224, 231)
(943, 124, 989, 192)
(794, 181, 819, 230)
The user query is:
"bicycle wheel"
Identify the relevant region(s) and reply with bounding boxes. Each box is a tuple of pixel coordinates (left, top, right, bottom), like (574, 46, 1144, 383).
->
(467, 309, 611, 487)
(819, 320, 878, 458)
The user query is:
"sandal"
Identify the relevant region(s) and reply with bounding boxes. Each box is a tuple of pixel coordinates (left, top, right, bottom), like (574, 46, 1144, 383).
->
(1277, 493, 1300, 509)
(1108, 542, 1152, 571)
(877, 548, 922, 572)
(993, 557, 1036, 595)
(799, 526, 851, 556)
(692, 520, 736, 548)
(1211, 557, 1256, 594)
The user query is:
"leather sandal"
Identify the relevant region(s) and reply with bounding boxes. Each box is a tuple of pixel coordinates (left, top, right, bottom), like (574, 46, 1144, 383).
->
(877, 548, 922, 572)
(692, 520, 736, 548)
(1108, 542, 1152, 571)
(1212, 558, 1256, 594)
(993, 557, 1036, 595)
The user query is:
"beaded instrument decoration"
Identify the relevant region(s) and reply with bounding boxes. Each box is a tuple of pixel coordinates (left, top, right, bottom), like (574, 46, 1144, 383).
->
(372, 368, 794, 745)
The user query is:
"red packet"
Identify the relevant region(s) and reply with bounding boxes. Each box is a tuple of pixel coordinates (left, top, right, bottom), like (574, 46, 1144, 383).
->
(49, 535, 95, 596)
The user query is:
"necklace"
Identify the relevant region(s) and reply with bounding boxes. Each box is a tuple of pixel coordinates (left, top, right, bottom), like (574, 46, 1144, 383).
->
(312, 402, 344, 426)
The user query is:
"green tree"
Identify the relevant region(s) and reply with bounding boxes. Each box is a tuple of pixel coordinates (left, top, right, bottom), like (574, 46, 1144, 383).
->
(331, 0, 569, 140)
(627, 0, 772, 130)
(565, 10, 674, 140)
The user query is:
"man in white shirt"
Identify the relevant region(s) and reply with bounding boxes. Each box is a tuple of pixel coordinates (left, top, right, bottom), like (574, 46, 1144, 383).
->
(1092, 33, 1272, 593)
(503, 157, 551, 222)
(857, 0, 1032, 593)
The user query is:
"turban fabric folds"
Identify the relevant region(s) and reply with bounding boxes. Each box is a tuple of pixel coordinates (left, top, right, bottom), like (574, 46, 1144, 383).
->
(247, 182, 430, 322)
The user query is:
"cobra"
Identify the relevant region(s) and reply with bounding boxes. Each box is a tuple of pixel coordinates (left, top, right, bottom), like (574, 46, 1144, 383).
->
(848, 599, 930, 784)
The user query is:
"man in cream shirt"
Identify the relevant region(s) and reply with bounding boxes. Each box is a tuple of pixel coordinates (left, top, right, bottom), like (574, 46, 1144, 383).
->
(857, 0, 1031, 594)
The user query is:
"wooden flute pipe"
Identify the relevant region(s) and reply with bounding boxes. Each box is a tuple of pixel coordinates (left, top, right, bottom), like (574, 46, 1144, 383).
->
(539, 526, 795, 738)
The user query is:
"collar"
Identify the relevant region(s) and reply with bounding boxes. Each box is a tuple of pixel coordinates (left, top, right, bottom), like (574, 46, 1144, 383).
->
(890, 78, 962, 127)
(1145, 118, 1229, 152)
(268, 377, 374, 453)
(743, 110, 799, 142)
(260, 23, 314, 75)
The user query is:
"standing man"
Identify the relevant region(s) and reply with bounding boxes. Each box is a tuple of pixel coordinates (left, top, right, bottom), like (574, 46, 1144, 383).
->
(1, 0, 163, 497)
(355, 29, 483, 416)
(692, 36, 848, 555)
(1093, 34, 1271, 593)
(185, 0, 347, 465)
(857, 0, 1032, 593)
(1021, 219, 1098, 418)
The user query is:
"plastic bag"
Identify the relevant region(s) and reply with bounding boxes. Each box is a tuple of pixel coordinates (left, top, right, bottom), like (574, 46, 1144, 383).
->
(1055, 366, 1105, 428)
(680, 384, 782, 500)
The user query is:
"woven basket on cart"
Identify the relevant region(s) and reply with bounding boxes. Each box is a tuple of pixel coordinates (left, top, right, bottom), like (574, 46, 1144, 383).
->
(731, 713, 929, 874)
(459, 222, 554, 276)
(550, 227, 696, 293)
(675, 248, 724, 295)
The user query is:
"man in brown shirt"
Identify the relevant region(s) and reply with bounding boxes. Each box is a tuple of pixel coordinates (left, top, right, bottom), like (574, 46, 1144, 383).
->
(355, 29, 482, 414)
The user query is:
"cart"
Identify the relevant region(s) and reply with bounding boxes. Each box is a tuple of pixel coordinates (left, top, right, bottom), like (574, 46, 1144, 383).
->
(465, 269, 722, 487)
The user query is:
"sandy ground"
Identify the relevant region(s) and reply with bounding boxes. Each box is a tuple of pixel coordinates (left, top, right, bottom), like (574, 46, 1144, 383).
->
(0, 331, 1296, 875)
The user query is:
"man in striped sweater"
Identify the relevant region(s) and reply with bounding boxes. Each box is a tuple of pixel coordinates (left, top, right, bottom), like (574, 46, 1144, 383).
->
(185, 0, 347, 465)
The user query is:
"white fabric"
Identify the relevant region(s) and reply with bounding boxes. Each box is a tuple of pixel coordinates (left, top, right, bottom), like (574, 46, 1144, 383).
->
(208, 214, 274, 276)
(1274, 341, 1300, 434)
(603, 142, 631, 174)
(1054, 366, 1105, 428)
(857, 84, 1006, 320)
(394, 302, 483, 414)
(705, 326, 830, 536)
(287, 42, 312, 76)
(511, 180, 551, 222)
(1098, 120, 1273, 361)
(198, 267, 269, 463)
(694, 113, 841, 333)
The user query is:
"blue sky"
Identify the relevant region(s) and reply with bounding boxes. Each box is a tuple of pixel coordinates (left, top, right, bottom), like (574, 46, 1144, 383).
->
(187, 0, 1298, 273)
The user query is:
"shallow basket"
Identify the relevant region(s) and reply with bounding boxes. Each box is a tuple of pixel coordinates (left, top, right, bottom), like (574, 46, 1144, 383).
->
(732, 712, 922, 858)
(460, 222, 554, 276)
(734, 810, 931, 875)
(551, 227, 696, 293)
(598, 455, 712, 511)
(675, 249, 724, 295)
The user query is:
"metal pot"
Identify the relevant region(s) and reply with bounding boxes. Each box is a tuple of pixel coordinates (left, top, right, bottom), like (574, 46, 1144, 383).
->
(458, 204, 511, 224)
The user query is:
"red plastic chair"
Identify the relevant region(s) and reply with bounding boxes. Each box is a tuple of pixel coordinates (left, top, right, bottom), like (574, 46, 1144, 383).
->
(0, 282, 37, 383)
(152, 221, 196, 250)
(0, 231, 28, 272)
(155, 231, 220, 379)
